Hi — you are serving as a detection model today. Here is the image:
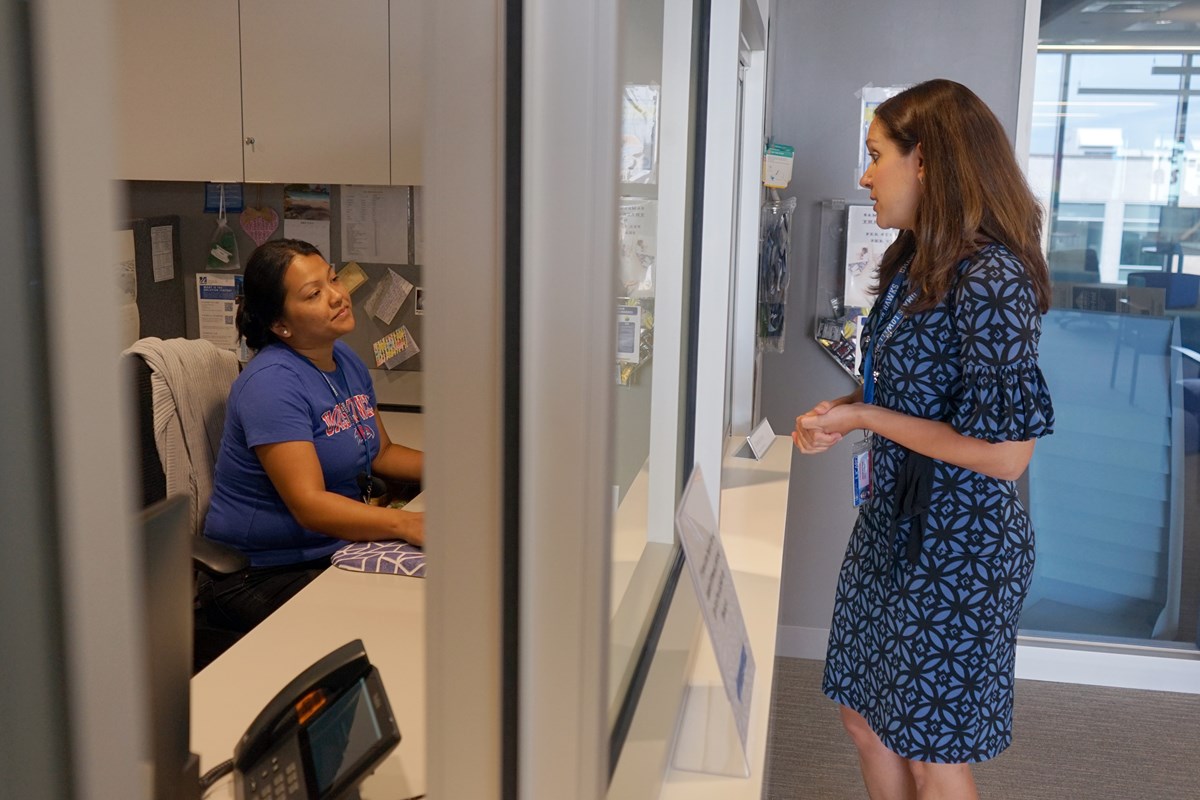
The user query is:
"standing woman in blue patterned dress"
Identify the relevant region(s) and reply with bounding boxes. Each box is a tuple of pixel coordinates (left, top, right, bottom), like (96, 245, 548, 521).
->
(793, 79, 1055, 799)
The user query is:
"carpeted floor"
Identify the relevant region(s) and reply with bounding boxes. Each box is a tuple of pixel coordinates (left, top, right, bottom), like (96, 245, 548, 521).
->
(763, 657, 1200, 799)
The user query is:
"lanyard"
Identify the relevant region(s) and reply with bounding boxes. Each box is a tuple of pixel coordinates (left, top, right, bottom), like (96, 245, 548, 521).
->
(863, 259, 916, 405)
(309, 353, 375, 495)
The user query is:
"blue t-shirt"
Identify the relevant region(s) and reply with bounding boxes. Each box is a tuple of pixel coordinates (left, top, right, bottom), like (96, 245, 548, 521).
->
(205, 341, 380, 567)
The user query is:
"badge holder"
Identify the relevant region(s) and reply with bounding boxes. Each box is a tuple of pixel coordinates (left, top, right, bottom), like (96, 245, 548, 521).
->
(852, 435, 873, 507)
(670, 467, 754, 778)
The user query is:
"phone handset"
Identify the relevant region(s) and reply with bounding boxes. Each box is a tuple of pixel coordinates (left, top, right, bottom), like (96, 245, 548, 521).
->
(231, 640, 401, 800)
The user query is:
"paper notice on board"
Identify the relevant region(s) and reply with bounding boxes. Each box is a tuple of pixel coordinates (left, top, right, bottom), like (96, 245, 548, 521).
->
(340, 184, 410, 264)
(362, 268, 413, 326)
(115, 229, 139, 347)
(151, 225, 174, 282)
(844, 205, 898, 314)
(196, 273, 242, 353)
(283, 184, 331, 260)
(373, 326, 420, 369)
(857, 85, 907, 184)
(337, 261, 369, 294)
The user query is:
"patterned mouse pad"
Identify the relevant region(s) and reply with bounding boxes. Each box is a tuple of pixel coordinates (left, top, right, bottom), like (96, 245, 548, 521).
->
(332, 540, 426, 578)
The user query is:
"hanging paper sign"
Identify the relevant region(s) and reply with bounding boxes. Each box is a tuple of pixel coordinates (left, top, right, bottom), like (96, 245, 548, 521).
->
(204, 182, 244, 213)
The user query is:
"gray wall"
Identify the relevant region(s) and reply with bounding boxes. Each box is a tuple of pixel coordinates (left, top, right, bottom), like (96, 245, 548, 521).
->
(763, 0, 1030, 646)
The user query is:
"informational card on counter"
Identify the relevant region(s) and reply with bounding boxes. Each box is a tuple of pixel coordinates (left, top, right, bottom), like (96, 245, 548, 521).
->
(196, 273, 242, 353)
(340, 185, 409, 264)
(676, 466, 755, 755)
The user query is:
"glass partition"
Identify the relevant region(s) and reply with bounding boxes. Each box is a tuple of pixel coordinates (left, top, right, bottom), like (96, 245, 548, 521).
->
(1023, 5, 1200, 650)
(608, 0, 706, 740)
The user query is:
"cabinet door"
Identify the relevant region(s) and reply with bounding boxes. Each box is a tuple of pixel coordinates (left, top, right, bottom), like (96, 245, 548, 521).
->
(390, 0, 424, 185)
(240, 0, 391, 185)
(114, 1, 244, 182)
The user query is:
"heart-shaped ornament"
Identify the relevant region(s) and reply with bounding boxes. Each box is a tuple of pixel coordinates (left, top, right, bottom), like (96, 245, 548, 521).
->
(240, 206, 280, 247)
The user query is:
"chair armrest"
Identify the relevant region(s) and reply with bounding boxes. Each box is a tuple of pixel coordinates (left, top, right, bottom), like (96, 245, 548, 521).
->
(192, 536, 249, 577)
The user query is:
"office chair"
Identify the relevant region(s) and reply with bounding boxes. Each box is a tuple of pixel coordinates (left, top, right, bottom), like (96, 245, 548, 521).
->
(127, 342, 248, 672)
(1128, 271, 1200, 310)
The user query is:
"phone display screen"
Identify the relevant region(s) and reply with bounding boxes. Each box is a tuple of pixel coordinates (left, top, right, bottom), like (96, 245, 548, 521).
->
(304, 677, 385, 795)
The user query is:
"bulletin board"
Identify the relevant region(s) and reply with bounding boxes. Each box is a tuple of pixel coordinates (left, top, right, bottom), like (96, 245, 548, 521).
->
(123, 182, 424, 406)
(338, 260, 424, 373)
(129, 215, 186, 340)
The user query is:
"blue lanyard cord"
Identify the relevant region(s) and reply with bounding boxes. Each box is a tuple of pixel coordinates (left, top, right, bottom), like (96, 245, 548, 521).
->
(312, 356, 374, 483)
(863, 259, 916, 405)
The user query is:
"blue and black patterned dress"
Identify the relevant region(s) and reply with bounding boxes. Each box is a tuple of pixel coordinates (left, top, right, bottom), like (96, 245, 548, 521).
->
(822, 243, 1055, 764)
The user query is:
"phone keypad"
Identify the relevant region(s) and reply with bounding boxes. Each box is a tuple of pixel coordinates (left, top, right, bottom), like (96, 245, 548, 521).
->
(244, 755, 302, 800)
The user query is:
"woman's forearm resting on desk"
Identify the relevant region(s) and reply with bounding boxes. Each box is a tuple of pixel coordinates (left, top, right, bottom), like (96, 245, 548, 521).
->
(798, 402, 1034, 481)
(257, 440, 425, 546)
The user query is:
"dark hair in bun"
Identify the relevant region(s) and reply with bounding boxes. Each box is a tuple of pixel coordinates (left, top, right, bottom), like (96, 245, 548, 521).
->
(236, 238, 322, 351)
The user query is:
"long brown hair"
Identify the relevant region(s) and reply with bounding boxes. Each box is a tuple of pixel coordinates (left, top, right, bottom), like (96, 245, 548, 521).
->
(872, 79, 1051, 314)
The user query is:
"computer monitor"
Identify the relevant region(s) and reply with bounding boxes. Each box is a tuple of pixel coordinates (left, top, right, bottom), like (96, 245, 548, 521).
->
(139, 494, 200, 800)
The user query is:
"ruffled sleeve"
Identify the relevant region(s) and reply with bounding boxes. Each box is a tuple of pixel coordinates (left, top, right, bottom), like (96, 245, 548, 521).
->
(949, 247, 1055, 442)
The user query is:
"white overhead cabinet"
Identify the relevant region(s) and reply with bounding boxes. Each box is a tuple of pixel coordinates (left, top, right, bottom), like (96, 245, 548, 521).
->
(114, 0, 244, 182)
(390, 0, 425, 185)
(115, 1, 422, 186)
(240, 0, 391, 185)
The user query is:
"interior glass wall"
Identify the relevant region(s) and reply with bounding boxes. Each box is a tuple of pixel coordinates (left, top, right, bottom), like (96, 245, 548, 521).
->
(1023, 2, 1200, 650)
(608, 0, 707, 758)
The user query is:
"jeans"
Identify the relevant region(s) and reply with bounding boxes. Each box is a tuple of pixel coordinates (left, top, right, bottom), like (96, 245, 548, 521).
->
(201, 556, 331, 634)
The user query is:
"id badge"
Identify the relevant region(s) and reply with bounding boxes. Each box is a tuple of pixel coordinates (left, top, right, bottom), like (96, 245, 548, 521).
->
(852, 436, 872, 507)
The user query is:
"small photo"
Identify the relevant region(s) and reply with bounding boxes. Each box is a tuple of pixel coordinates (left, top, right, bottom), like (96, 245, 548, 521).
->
(414, 286, 425, 315)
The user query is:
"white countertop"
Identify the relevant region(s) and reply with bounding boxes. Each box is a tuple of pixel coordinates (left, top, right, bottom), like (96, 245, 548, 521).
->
(659, 434, 792, 799)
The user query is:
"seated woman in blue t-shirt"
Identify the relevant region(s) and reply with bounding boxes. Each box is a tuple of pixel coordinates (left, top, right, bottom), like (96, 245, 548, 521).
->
(203, 238, 424, 632)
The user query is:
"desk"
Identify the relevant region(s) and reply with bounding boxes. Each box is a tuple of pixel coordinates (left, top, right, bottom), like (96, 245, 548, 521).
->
(191, 568, 427, 799)
(192, 408, 427, 799)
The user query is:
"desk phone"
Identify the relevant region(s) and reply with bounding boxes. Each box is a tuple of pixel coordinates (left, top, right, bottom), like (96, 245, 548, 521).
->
(231, 640, 400, 800)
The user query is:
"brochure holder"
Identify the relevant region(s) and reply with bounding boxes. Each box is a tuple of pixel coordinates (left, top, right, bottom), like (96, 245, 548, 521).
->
(670, 467, 754, 778)
(812, 199, 895, 383)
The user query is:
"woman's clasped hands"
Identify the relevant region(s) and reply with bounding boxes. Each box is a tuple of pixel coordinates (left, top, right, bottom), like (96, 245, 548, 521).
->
(792, 397, 865, 454)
